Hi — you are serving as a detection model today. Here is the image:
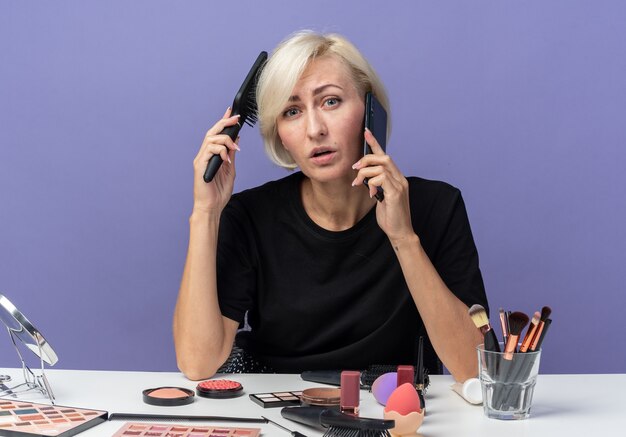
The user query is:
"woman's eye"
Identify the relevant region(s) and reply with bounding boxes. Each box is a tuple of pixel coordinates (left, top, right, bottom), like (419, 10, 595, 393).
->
(282, 108, 300, 118)
(324, 97, 341, 107)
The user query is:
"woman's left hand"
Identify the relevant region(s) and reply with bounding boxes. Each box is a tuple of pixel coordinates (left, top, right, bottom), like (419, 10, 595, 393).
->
(351, 128, 415, 244)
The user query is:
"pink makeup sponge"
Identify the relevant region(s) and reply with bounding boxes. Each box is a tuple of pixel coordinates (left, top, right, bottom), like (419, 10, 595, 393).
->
(384, 382, 421, 415)
(384, 383, 424, 436)
(371, 372, 397, 406)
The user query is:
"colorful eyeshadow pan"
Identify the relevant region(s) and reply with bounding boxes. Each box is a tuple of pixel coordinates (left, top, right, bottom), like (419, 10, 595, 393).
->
(196, 379, 244, 399)
(249, 390, 303, 408)
(0, 398, 107, 436)
(113, 422, 261, 437)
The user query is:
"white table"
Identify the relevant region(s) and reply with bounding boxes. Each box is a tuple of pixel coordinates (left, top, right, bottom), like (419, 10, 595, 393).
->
(1, 368, 624, 436)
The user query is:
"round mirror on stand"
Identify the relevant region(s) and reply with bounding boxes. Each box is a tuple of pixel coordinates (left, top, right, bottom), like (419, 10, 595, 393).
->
(0, 293, 57, 403)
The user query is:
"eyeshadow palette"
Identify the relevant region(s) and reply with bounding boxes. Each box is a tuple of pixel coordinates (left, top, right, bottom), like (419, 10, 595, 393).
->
(0, 398, 107, 436)
(113, 422, 261, 437)
(248, 391, 302, 408)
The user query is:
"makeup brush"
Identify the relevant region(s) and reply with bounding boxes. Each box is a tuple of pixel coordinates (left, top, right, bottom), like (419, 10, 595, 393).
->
(499, 308, 509, 346)
(415, 336, 426, 410)
(494, 311, 529, 409)
(533, 318, 552, 351)
(503, 314, 551, 409)
(519, 311, 541, 353)
(530, 306, 552, 351)
(263, 416, 308, 437)
(469, 304, 500, 352)
(503, 311, 529, 359)
(415, 337, 424, 387)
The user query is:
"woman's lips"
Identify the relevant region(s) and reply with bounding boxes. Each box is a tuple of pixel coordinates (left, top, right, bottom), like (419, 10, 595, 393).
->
(310, 150, 337, 165)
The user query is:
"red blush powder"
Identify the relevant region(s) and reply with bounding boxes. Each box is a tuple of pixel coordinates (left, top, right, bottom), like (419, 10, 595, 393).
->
(198, 380, 242, 390)
(196, 379, 244, 399)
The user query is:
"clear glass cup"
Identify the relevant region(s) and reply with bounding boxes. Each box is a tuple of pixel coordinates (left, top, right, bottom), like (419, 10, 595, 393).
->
(477, 343, 541, 420)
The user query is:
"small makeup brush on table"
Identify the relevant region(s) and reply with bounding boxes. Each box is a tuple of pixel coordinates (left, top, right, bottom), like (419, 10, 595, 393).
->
(263, 416, 308, 437)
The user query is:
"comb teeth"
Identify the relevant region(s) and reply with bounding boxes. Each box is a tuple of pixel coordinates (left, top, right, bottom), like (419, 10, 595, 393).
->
(242, 83, 260, 127)
(231, 51, 266, 129)
(243, 102, 259, 126)
(359, 365, 396, 388)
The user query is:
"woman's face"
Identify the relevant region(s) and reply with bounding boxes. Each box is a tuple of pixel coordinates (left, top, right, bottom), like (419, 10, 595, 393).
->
(276, 55, 365, 184)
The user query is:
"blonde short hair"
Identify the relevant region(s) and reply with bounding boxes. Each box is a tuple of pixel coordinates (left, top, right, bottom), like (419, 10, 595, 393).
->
(256, 30, 390, 169)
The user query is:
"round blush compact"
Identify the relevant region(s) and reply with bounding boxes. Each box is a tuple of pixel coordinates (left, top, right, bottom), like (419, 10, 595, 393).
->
(142, 386, 195, 406)
(301, 387, 341, 407)
(196, 379, 244, 399)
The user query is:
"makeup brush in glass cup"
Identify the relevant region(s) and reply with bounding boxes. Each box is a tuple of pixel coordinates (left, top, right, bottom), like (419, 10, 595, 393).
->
(529, 306, 552, 352)
(499, 308, 510, 345)
(503, 307, 553, 409)
(519, 311, 541, 353)
(493, 311, 529, 409)
(469, 304, 500, 353)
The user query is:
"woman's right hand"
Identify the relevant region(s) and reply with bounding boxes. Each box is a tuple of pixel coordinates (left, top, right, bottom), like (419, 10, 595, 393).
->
(192, 107, 241, 214)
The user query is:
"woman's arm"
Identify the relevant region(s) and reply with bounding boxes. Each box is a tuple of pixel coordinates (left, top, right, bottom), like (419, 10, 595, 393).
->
(173, 109, 242, 380)
(352, 129, 483, 382)
(389, 234, 483, 382)
(173, 211, 240, 380)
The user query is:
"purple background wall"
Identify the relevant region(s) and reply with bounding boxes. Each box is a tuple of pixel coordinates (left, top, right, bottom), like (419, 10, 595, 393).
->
(1, 1, 624, 374)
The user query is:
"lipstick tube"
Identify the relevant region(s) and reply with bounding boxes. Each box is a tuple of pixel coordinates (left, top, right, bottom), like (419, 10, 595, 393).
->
(397, 365, 414, 388)
(340, 370, 360, 416)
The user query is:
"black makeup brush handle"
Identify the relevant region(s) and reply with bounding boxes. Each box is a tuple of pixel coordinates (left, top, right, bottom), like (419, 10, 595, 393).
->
(281, 406, 326, 429)
(484, 329, 501, 353)
(501, 321, 551, 409)
(501, 356, 534, 409)
(203, 124, 241, 182)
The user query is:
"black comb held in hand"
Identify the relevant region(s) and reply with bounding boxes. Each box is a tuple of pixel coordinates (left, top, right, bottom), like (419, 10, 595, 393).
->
(203, 51, 267, 183)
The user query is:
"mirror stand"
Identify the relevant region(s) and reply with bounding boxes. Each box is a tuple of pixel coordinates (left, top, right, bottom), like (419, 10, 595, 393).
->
(0, 326, 56, 404)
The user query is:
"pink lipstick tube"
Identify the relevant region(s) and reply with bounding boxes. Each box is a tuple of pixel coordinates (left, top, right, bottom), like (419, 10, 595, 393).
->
(340, 370, 360, 416)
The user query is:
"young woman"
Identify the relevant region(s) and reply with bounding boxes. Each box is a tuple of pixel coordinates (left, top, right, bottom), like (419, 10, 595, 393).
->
(173, 31, 488, 381)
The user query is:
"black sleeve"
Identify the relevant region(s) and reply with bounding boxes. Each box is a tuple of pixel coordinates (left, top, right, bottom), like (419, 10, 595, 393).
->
(432, 188, 489, 314)
(216, 199, 257, 325)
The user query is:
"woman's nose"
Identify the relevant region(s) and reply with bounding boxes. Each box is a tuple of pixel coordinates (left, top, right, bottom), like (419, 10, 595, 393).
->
(306, 110, 327, 139)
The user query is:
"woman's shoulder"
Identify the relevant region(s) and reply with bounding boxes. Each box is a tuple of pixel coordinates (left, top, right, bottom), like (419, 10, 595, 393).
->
(406, 176, 461, 200)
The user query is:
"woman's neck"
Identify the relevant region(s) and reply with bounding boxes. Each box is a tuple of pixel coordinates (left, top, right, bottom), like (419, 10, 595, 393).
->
(300, 176, 376, 231)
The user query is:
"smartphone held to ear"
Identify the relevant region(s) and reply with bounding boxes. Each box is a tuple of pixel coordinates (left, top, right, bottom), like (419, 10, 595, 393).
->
(363, 92, 388, 202)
